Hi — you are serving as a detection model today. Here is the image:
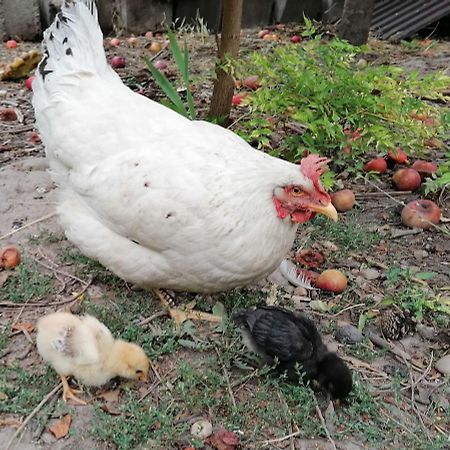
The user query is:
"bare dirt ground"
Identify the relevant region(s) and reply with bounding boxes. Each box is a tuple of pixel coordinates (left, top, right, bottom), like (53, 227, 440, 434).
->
(0, 28, 450, 450)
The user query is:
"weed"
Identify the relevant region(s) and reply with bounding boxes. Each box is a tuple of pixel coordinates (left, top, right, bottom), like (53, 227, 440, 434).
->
(0, 257, 53, 303)
(28, 230, 65, 245)
(145, 28, 196, 119)
(236, 37, 449, 173)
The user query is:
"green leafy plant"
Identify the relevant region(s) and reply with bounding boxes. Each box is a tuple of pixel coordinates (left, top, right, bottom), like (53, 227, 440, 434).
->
(236, 37, 449, 173)
(145, 28, 196, 119)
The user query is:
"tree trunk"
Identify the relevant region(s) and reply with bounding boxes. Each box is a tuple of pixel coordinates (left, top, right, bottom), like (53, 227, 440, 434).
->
(337, 0, 375, 45)
(209, 0, 243, 124)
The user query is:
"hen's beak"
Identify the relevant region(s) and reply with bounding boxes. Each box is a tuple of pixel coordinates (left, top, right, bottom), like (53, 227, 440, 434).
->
(308, 202, 338, 222)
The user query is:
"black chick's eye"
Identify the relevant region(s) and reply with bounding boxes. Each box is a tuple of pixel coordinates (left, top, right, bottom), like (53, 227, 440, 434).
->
(291, 187, 303, 196)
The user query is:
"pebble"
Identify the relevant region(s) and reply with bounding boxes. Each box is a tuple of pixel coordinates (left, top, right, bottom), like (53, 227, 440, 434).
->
(413, 250, 428, 259)
(435, 355, 450, 375)
(190, 420, 213, 439)
(322, 241, 338, 252)
(359, 268, 381, 280)
(335, 324, 363, 344)
(416, 324, 437, 341)
(293, 286, 308, 296)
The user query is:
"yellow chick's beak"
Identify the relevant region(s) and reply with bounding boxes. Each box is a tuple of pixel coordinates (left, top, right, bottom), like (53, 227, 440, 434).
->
(138, 372, 148, 382)
(308, 202, 338, 222)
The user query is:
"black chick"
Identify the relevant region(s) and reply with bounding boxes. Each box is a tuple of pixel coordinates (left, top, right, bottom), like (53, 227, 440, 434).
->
(232, 306, 352, 400)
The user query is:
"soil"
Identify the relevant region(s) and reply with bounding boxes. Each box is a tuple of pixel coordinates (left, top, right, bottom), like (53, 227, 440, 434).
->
(0, 27, 449, 450)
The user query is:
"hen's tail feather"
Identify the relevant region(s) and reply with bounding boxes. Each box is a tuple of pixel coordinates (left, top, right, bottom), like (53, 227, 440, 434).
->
(36, 0, 108, 86)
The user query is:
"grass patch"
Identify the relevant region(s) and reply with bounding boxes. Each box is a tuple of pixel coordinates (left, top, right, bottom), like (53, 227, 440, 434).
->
(0, 257, 53, 303)
(0, 365, 56, 415)
(307, 212, 381, 254)
(28, 229, 65, 245)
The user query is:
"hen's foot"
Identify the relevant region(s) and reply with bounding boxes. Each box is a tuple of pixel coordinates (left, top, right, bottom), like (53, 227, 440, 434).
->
(152, 289, 222, 327)
(60, 375, 87, 405)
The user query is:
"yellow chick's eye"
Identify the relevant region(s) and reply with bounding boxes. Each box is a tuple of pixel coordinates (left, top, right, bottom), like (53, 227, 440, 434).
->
(291, 187, 303, 196)
(136, 370, 143, 375)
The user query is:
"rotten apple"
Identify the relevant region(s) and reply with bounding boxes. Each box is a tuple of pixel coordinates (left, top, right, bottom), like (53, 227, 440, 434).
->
(331, 189, 355, 212)
(401, 200, 440, 229)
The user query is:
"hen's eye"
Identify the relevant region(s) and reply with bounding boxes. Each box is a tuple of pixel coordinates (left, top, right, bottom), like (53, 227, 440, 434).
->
(291, 187, 303, 196)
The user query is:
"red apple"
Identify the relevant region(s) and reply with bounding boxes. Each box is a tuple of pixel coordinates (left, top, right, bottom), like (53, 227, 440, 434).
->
(29, 131, 41, 144)
(25, 75, 35, 91)
(0, 246, 21, 269)
(258, 29, 270, 39)
(242, 75, 261, 90)
(5, 40, 18, 49)
(110, 56, 126, 69)
(109, 38, 120, 47)
(401, 200, 440, 229)
(144, 31, 154, 39)
(363, 158, 387, 173)
(387, 147, 408, 164)
(411, 160, 438, 179)
(290, 35, 302, 43)
(316, 269, 347, 293)
(331, 189, 355, 212)
(392, 168, 421, 191)
(232, 93, 247, 106)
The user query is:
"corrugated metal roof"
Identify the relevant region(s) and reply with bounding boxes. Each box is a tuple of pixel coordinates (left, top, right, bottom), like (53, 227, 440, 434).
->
(371, 0, 450, 41)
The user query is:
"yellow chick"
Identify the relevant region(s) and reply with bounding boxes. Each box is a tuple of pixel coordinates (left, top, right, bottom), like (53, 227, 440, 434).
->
(36, 312, 149, 405)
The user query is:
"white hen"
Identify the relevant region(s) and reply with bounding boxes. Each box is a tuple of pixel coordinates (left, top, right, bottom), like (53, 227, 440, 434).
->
(32, 0, 337, 294)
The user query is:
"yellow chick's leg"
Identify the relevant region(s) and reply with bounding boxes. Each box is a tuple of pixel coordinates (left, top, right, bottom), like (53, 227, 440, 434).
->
(60, 375, 87, 405)
(152, 289, 222, 327)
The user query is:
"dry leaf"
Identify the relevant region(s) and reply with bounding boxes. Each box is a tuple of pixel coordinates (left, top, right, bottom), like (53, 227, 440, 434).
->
(96, 389, 120, 403)
(11, 322, 34, 333)
(49, 414, 72, 439)
(0, 271, 11, 287)
(0, 416, 22, 428)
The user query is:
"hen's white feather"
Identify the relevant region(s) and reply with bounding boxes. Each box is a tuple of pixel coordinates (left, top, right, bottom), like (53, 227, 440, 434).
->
(33, 0, 315, 292)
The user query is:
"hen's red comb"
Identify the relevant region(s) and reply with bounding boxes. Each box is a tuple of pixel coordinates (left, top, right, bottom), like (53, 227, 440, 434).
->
(300, 154, 330, 185)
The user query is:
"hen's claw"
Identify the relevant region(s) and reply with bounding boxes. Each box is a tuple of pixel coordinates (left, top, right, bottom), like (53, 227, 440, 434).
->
(60, 375, 87, 405)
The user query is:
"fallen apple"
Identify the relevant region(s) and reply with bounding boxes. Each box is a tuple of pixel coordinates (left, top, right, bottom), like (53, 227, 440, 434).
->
(109, 38, 120, 47)
(148, 42, 162, 53)
(0, 108, 18, 121)
(331, 189, 355, 212)
(411, 160, 438, 179)
(392, 168, 421, 191)
(290, 35, 302, 43)
(127, 37, 138, 46)
(144, 31, 153, 39)
(401, 199, 440, 229)
(25, 75, 35, 91)
(316, 269, 347, 294)
(387, 147, 408, 164)
(153, 59, 167, 70)
(258, 29, 270, 38)
(110, 56, 126, 69)
(363, 158, 387, 173)
(242, 75, 260, 90)
(0, 247, 21, 269)
(29, 131, 41, 144)
(232, 93, 247, 106)
(5, 40, 18, 49)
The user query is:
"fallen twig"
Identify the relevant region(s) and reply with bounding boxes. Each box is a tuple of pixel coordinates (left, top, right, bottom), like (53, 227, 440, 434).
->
(0, 213, 56, 241)
(314, 401, 337, 450)
(366, 330, 411, 361)
(5, 383, 62, 450)
(214, 346, 237, 408)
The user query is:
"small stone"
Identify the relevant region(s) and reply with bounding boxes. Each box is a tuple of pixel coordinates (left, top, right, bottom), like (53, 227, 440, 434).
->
(413, 250, 428, 259)
(190, 420, 213, 439)
(293, 286, 308, 296)
(417, 324, 437, 341)
(435, 355, 450, 375)
(322, 241, 338, 251)
(359, 268, 380, 280)
(335, 324, 363, 344)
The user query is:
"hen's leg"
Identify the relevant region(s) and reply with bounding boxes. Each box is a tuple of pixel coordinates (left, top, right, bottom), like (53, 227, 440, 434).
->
(60, 375, 87, 405)
(152, 289, 222, 327)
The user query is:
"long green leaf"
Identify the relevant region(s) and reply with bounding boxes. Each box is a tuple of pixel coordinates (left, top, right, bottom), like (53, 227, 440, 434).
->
(184, 40, 196, 119)
(144, 57, 188, 117)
